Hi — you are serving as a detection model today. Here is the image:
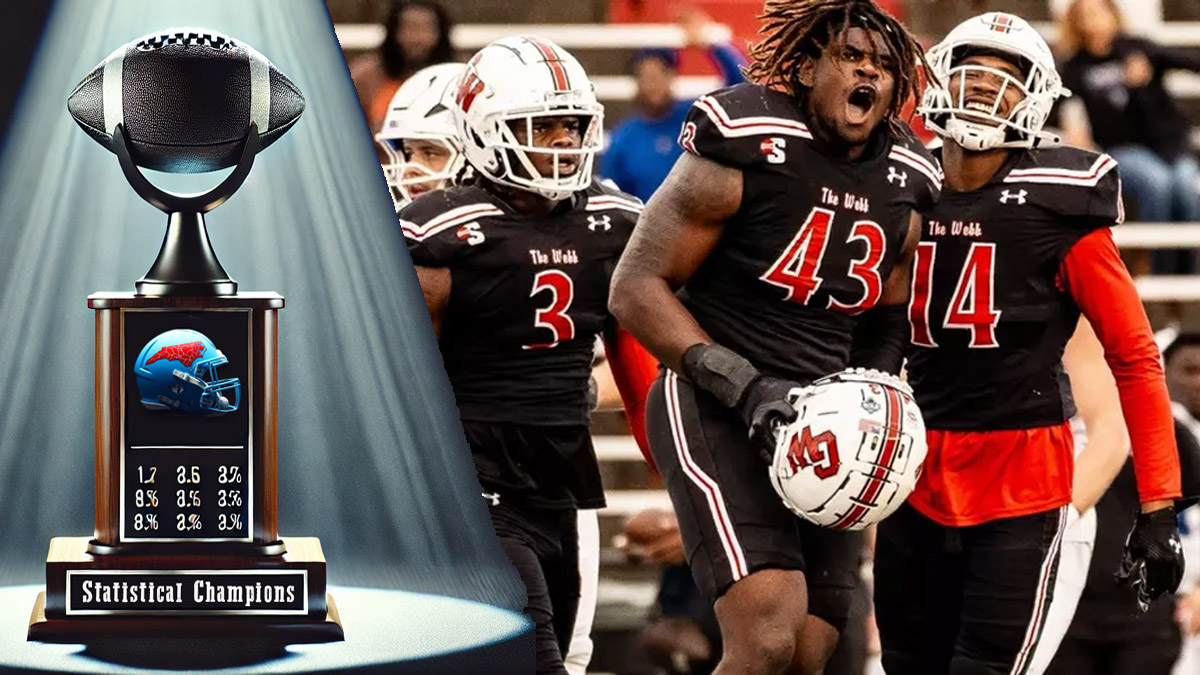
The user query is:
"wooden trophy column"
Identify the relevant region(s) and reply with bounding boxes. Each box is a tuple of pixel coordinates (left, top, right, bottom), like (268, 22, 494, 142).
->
(28, 293, 343, 643)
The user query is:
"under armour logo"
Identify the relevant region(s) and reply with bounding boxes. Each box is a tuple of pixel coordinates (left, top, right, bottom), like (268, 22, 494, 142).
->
(887, 166, 908, 187)
(482, 492, 500, 506)
(588, 214, 612, 232)
(999, 189, 1027, 204)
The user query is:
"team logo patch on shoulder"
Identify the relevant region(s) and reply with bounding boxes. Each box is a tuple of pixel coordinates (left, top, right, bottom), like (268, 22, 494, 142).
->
(760, 137, 787, 164)
(456, 222, 485, 245)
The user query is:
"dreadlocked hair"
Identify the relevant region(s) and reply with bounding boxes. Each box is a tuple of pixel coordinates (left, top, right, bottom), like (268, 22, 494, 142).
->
(746, 0, 932, 132)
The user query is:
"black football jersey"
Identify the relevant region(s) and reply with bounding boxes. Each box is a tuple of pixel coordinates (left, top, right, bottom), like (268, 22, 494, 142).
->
(905, 146, 1124, 430)
(402, 181, 641, 426)
(678, 83, 941, 383)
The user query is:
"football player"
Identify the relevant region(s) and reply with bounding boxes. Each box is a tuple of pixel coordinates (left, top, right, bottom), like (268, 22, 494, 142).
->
(399, 37, 657, 675)
(608, 1, 938, 672)
(874, 12, 1184, 674)
(375, 62, 467, 210)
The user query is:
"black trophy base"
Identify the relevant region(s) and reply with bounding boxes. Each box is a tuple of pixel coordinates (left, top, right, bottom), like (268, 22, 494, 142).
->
(27, 591, 344, 644)
(38, 536, 335, 641)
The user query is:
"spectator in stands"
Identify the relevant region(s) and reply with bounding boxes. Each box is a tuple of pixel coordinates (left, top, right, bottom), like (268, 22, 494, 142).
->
(1057, 0, 1200, 273)
(599, 8, 745, 202)
(1163, 331, 1200, 674)
(350, 1, 455, 133)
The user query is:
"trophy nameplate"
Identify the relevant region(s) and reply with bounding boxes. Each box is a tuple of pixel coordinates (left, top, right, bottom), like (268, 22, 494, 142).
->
(29, 29, 342, 643)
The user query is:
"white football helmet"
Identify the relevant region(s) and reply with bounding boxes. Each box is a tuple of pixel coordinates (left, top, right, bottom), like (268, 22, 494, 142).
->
(921, 12, 1068, 151)
(768, 369, 927, 531)
(453, 36, 603, 201)
(375, 63, 467, 209)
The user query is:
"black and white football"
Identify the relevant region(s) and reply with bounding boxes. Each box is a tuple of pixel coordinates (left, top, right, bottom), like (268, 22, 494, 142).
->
(67, 28, 305, 173)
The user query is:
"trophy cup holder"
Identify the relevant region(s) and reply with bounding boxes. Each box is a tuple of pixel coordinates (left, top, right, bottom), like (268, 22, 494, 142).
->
(113, 123, 261, 297)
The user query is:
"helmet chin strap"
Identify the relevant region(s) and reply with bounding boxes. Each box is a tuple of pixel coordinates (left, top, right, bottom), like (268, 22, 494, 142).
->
(946, 117, 1006, 151)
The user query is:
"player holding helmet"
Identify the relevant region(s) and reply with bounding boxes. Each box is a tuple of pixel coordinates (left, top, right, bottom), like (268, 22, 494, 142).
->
(609, 1, 937, 672)
(873, 13, 1184, 674)
(400, 37, 657, 675)
(375, 62, 467, 210)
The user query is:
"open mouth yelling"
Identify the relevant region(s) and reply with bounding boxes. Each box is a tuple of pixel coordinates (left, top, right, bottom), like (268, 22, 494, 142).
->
(845, 84, 878, 126)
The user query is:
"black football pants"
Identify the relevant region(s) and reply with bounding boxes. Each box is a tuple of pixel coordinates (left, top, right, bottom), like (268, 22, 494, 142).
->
(875, 502, 1070, 674)
(490, 499, 580, 675)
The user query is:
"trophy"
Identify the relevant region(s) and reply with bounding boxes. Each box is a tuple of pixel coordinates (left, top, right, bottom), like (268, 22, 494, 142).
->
(28, 28, 343, 642)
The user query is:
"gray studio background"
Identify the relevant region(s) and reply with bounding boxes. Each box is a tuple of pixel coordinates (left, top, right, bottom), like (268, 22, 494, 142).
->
(0, 0, 525, 612)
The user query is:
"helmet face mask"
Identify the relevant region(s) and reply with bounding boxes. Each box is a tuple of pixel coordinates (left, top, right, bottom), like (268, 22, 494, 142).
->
(920, 12, 1067, 151)
(378, 135, 463, 205)
(455, 37, 604, 202)
(491, 111, 603, 199)
(375, 63, 467, 210)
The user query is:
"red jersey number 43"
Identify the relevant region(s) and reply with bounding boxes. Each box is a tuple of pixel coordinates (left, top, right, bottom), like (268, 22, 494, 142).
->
(760, 207, 886, 315)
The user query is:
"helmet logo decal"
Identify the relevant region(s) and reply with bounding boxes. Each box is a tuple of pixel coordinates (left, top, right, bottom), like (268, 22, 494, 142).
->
(454, 71, 485, 114)
(787, 427, 841, 479)
(145, 341, 207, 367)
(524, 37, 571, 91)
(988, 13, 1016, 33)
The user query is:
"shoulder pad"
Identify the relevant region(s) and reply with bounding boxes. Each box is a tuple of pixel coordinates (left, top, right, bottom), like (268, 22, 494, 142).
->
(886, 130, 942, 213)
(1002, 147, 1123, 228)
(586, 181, 643, 215)
(679, 83, 811, 169)
(400, 186, 503, 265)
(584, 182, 643, 236)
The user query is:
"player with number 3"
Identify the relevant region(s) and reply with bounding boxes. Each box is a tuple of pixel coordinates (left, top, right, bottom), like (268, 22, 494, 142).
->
(401, 37, 658, 675)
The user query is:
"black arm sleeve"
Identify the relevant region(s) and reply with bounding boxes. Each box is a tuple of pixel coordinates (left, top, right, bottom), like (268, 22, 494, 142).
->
(849, 305, 908, 375)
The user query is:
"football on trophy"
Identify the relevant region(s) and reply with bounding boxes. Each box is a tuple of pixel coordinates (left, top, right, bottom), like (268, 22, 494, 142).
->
(67, 28, 305, 173)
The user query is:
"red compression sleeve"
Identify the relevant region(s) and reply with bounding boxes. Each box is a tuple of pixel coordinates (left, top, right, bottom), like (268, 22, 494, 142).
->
(605, 325, 661, 471)
(1059, 228, 1181, 503)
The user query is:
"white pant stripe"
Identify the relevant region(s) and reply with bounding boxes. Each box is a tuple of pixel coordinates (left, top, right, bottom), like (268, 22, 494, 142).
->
(665, 370, 748, 580)
(1011, 505, 1071, 675)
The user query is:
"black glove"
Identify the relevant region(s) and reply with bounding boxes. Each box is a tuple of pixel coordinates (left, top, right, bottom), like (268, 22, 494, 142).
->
(679, 343, 800, 460)
(1115, 505, 1184, 613)
(739, 377, 800, 458)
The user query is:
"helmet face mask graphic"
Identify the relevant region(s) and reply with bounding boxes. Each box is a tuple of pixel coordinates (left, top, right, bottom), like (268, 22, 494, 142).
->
(134, 329, 241, 414)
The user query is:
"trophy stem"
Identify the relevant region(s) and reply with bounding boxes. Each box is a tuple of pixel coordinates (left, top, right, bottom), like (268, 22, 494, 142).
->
(136, 211, 237, 296)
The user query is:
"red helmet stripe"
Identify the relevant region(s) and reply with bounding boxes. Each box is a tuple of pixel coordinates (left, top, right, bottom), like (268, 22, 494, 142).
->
(525, 37, 571, 91)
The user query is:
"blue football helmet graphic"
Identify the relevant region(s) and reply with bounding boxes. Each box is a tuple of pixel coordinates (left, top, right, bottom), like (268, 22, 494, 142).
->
(134, 329, 240, 414)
